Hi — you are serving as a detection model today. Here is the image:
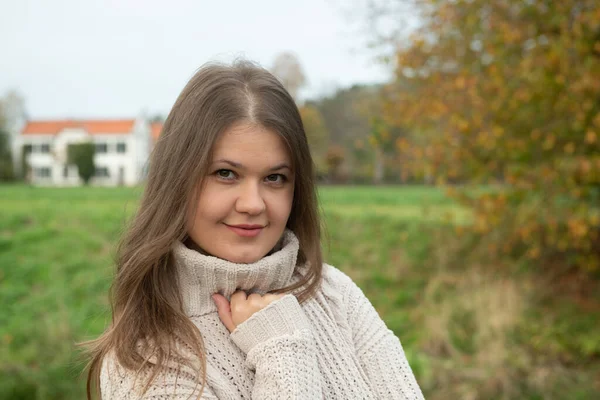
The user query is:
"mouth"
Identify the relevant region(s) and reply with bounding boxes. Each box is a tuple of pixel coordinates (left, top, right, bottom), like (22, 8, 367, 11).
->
(224, 223, 265, 238)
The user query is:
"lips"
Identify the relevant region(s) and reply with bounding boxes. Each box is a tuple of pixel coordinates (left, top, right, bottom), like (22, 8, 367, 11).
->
(224, 223, 265, 237)
(228, 224, 264, 229)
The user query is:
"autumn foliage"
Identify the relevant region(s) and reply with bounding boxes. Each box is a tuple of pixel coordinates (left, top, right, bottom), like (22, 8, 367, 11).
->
(383, 0, 600, 273)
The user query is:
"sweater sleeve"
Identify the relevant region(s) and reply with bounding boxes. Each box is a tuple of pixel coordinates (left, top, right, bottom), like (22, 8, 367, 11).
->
(229, 294, 322, 399)
(331, 266, 425, 400)
(100, 351, 219, 399)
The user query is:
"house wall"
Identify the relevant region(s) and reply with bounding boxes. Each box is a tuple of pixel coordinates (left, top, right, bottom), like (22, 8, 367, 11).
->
(16, 121, 151, 186)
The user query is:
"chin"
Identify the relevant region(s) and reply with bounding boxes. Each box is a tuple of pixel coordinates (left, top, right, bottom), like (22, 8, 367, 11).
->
(221, 247, 266, 264)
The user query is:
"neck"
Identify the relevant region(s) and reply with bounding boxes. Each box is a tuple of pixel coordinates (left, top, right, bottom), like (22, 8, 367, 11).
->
(173, 229, 299, 317)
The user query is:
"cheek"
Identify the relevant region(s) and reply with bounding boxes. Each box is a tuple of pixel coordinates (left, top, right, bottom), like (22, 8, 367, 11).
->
(197, 195, 231, 222)
(191, 185, 231, 225)
(269, 189, 294, 221)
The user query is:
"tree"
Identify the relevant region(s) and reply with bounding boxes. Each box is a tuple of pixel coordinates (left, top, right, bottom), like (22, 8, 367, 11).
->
(325, 145, 346, 182)
(67, 143, 95, 185)
(309, 84, 390, 182)
(0, 130, 14, 181)
(299, 104, 330, 178)
(0, 90, 27, 180)
(377, 0, 600, 272)
(0, 90, 26, 132)
(270, 52, 306, 102)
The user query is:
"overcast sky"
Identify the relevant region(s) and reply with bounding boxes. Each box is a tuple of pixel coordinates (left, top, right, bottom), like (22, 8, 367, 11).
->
(0, 0, 394, 120)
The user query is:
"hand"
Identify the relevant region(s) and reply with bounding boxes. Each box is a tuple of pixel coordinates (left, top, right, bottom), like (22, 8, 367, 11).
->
(212, 291, 286, 333)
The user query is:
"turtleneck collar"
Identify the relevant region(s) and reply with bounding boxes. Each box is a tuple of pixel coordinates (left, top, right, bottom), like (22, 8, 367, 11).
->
(173, 229, 300, 317)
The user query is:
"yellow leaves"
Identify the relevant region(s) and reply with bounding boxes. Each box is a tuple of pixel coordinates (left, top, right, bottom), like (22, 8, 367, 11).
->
(368, 136, 378, 148)
(476, 131, 495, 149)
(515, 88, 532, 102)
(431, 101, 449, 116)
(396, 138, 410, 153)
(526, 247, 541, 260)
(579, 159, 592, 175)
(380, 129, 390, 141)
(582, 257, 600, 272)
(540, 166, 556, 182)
(555, 236, 570, 251)
(502, 23, 522, 44)
(449, 114, 470, 133)
(518, 225, 533, 242)
(474, 214, 489, 233)
(564, 142, 575, 154)
(454, 225, 464, 237)
(568, 218, 588, 238)
(543, 135, 555, 150)
(378, 1, 600, 275)
(448, 167, 460, 179)
(492, 126, 504, 138)
(585, 130, 597, 144)
(425, 145, 434, 158)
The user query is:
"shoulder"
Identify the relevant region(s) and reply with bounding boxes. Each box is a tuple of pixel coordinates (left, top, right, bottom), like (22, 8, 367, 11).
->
(100, 342, 203, 399)
(321, 263, 363, 295)
(100, 351, 146, 398)
(317, 263, 369, 311)
(319, 263, 382, 321)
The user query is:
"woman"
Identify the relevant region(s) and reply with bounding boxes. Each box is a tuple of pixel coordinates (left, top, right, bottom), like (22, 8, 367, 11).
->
(85, 60, 424, 399)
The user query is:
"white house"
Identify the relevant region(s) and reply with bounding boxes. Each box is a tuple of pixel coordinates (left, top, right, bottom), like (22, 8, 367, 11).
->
(13, 117, 163, 186)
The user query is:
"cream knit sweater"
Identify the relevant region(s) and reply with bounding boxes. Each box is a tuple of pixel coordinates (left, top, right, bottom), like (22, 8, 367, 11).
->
(100, 230, 425, 399)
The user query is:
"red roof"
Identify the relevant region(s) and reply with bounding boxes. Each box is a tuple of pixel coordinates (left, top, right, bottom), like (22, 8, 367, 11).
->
(151, 122, 163, 142)
(22, 119, 136, 135)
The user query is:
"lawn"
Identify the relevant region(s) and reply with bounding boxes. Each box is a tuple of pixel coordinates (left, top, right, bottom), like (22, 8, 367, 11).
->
(0, 184, 598, 399)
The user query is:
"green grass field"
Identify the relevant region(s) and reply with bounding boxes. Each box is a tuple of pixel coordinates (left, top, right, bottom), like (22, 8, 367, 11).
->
(1, 184, 598, 399)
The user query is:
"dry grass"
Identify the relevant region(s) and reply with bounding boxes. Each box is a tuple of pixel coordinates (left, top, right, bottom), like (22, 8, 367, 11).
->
(408, 226, 600, 399)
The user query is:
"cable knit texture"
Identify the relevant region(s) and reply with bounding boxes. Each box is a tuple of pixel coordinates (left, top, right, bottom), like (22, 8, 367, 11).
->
(100, 230, 425, 399)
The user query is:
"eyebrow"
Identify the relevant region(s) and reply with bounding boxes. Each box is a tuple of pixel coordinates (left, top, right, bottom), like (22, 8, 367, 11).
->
(213, 159, 292, 172)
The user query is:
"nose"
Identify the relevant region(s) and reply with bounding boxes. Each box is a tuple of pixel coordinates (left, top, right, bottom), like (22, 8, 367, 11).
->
(235, 181, 266, 215)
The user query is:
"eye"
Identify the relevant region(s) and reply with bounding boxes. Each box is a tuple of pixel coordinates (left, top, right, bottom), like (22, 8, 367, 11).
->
(265, 174, 287, 185)
(215, 169, 236, 180)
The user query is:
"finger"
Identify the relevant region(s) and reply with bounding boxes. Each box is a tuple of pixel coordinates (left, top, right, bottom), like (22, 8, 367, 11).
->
(230, 290, 247, 303)
(264, 293, 285, 301)
(212, 294, 236, 333)
(245, 293, 265, 309)
(262, 293, 285, 306)
(247, 293, 262, 303)
(230, 290, 247, 311)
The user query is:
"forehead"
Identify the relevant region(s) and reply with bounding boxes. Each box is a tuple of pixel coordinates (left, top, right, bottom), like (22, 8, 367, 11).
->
(211, 122, 291, 165)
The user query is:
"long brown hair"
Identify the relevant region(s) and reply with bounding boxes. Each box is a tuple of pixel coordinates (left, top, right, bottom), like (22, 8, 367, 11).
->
(83, 60, 323, 398)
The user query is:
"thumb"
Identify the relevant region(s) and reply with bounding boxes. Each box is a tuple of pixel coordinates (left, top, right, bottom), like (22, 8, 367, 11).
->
(212, 293, 236, 333)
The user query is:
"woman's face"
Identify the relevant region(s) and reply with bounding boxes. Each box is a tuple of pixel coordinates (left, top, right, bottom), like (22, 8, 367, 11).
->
(187, 122, 295, 263)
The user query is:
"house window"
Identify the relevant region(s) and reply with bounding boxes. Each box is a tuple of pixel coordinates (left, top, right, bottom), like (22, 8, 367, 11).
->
(95, 167, 110, 177)
(95, 143, 108, 153)
(63, 165, 69, 178)
(23, 144, 33, 154)
(40, 144, 51, 153)
(116, 142, 127, 153)
(37, 167, 52, 178)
